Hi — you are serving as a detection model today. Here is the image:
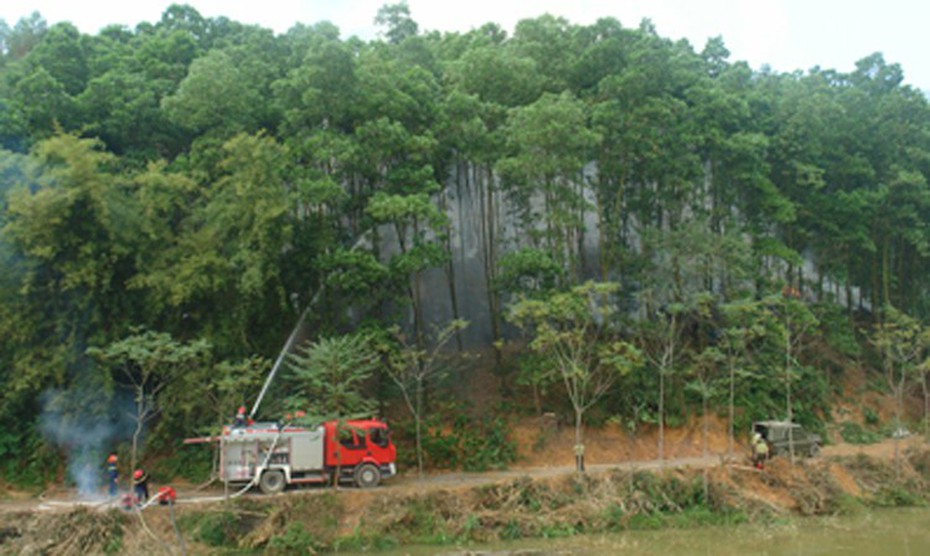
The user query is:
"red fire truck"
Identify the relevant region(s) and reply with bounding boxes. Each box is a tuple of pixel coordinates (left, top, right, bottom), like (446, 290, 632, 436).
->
(187, 418, 397, 493)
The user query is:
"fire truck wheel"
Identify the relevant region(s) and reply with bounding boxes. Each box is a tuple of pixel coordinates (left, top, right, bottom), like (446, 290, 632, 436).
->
(259, 470, 285, 494)
(354, 463, 381, 488)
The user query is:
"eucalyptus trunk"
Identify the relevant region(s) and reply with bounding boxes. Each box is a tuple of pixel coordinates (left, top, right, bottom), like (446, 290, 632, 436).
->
(574, 407, 584, 473)
(483, 164, 503, 368)
(785, 307, 796, 465)
(415, 378, 424, 477)
(728, 361, 735, 459)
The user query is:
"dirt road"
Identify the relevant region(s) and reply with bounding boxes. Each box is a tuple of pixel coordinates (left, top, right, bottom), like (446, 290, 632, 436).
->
(385, 454, 723, 492)
(0, 454, 723, 514)
(3, 436, 922, 515)
(387, 435, 924, 492)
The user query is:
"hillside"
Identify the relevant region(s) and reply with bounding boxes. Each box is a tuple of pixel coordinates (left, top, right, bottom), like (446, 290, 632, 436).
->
(3, 3, 930, 513)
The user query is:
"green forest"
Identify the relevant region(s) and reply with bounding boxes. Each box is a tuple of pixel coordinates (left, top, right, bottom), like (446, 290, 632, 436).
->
(2, 2, 930, 485)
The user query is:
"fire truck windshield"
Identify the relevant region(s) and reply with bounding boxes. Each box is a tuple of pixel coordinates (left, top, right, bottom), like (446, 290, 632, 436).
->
(369, 427, 390, 448)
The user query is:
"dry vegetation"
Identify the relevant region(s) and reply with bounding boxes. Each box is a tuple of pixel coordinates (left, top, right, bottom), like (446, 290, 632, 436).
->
(3, 439, 930, 555)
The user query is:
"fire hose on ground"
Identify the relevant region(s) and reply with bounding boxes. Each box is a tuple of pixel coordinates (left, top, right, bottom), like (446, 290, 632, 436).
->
(122, 430, 280, 554)
(132, 501, 175, 555)
(122, 484, 185, 553)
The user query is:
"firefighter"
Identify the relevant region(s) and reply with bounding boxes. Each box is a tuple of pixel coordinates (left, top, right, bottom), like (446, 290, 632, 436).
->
(752, 433, 769, 469)
(234, 405, 247, 428)
(133, 468, 150, 503)
(574, 443, 586, 472)
(106, 453, 119, 497)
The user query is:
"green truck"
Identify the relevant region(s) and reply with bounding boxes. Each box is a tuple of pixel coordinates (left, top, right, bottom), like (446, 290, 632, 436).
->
(752, 420, 822, 458)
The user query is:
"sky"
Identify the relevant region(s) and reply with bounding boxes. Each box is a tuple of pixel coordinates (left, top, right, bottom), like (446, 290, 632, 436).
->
(3, 1, 929, 92)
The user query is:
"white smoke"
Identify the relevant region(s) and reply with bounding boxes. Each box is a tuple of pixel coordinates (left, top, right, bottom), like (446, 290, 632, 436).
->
(40, 388, 133, 500)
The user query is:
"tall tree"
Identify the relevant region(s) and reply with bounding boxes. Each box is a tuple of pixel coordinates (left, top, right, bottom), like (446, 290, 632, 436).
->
(161, 48, 262, 137)
(3, 133, 139, 345)
(768, 291, 819, 463)
(24, 22, 88, 96)
(366, 191, 448, 344)
(636, 299, 685, 463)
(870, 306, 930, 472)
(507, 282, 640, 471)
(497, 91, 599, 280)
(374, 2, 419, 45)
(3, 11, 47, 61)
(382, 319, 468, 475)
(87, 329, 210, 473)
(717, 298, 769, 458)
(130, 132, 292, 356)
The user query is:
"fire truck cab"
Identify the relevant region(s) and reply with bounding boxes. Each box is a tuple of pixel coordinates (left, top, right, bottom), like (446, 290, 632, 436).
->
(219, 418, 397, 493)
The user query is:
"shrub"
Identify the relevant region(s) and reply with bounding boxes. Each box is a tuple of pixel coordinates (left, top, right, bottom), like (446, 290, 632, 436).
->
(334, 528, 399, 552)
(829, 493, 865, 515)
(395, 411, 517, 472)
(152, 444, 213, 483)
(840, 421, 882, 444)
(0, 430, 61, 488)
(873, 485, 925, 508)
(267, 522, 317, 554)
(500, 519, 524, 540)
(456, 415, 517, 472)
(192, 511, 239, 547)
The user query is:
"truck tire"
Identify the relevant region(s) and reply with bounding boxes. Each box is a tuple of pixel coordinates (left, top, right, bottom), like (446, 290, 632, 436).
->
(354, 463, 381, 488)
(808, 444, 821, 458)
(259, 469, 285, 494)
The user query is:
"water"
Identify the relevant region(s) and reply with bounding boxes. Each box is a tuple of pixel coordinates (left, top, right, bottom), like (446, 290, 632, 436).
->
(366, 508, 930, 555)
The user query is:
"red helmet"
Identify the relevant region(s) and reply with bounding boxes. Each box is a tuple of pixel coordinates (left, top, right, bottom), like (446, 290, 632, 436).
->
(237, 406, 246, 414)
(133, 469, 144, 480)
(107, 454, 118, 463)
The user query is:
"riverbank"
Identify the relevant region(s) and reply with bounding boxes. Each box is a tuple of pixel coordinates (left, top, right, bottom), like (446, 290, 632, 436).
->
(2, 440, 929, 555)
